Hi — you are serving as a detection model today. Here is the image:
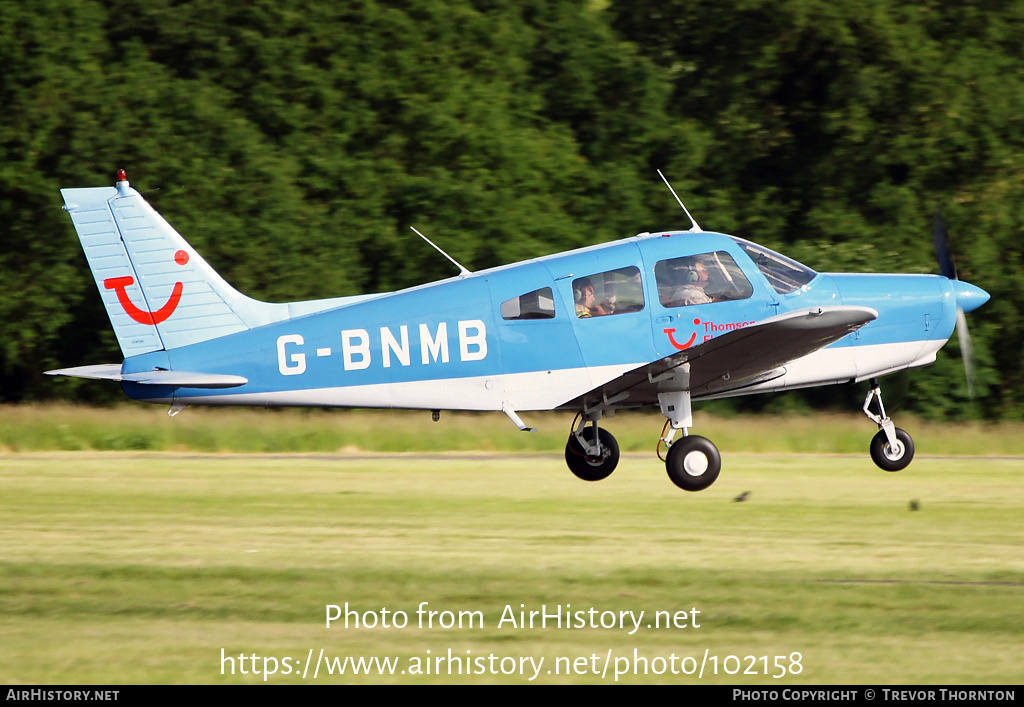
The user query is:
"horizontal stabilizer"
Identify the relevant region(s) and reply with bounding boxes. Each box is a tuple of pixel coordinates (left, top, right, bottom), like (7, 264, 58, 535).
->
(45, 364, 248, 388)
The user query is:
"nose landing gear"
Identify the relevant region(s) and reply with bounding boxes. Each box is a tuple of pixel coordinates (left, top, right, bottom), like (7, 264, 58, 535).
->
(863, 378, 915, 472)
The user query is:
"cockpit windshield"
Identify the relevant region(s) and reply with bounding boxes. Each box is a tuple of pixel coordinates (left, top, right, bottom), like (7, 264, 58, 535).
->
(729, 236, 817, 295)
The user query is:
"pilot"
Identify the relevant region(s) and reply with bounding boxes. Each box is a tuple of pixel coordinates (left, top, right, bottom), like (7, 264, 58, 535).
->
(672, 257, 713, 306)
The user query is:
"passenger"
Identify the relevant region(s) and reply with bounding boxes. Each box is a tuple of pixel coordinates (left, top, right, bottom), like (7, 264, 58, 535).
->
(574, 278, 612, 317)
(575, 279, 596, 317)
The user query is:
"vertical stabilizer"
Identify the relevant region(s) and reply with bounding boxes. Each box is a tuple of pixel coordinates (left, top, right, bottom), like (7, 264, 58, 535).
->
(61, 173, 288, 356)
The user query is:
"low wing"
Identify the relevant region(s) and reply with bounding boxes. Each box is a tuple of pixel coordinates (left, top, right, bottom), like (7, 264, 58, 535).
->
(45, 364, 248, 388)
(561, 305, 878, 410)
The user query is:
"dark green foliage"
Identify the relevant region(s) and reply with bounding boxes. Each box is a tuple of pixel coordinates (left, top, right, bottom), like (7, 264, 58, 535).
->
(2, 0, 1022, 419)
(613, 0, 1024, 419)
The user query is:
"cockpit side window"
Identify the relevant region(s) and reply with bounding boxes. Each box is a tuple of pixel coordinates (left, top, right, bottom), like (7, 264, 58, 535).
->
(655, 251, 753, 308)
(501, 287, 556, 320)
(729, 237, 817, 295)
(573, 266, 644, 319)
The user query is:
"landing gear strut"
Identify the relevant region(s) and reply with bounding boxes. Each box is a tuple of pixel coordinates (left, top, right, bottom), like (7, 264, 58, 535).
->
(658, 389, 722, 492)
(863, 378, 915, 472)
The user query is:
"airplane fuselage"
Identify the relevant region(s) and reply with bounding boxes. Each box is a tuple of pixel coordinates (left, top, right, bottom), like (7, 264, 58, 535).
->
(119, 230, 968, 412)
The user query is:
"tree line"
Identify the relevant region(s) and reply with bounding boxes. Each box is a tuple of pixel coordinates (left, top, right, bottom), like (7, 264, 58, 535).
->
(2, 0, 1022, 419)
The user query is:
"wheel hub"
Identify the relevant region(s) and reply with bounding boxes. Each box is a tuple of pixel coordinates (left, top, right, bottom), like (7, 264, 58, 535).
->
(884, 442, 905, 460)
(683, 451, 709, 476)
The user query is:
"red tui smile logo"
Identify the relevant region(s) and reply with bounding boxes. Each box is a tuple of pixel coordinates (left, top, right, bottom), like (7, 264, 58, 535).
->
(104, 250, 188, 325)
(664, 318, 701, 350)
(665, 317, 756, 349)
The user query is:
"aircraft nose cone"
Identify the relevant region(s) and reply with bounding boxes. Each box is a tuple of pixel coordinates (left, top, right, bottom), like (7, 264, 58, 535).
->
(953, 280, 990, 313)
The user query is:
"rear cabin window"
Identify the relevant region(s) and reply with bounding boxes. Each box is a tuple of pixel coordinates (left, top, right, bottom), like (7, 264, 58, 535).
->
(655, 251, 753, 308)
(501, 287, 556, 320)
(573, 266, 644, 318)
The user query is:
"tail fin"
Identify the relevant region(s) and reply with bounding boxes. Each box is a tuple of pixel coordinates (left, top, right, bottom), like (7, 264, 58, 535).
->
(61, 173, 290, 356)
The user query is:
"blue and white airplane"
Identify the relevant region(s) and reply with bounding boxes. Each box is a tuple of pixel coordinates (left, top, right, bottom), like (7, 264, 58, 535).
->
(48, 170, 989, 491)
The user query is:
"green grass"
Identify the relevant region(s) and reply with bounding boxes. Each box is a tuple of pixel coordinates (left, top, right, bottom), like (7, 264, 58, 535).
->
(4, 403, 1024, 456)
(1, 451, 1021, 683)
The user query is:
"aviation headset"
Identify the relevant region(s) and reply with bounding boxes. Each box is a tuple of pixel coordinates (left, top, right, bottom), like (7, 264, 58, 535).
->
(679, 256, 708, 284)
(573, 279, 594, 303)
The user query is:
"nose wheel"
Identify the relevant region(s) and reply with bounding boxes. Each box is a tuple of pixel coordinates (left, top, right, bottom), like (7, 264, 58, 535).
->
(869, 428, 914, 471)
(863, 379, 915, 472)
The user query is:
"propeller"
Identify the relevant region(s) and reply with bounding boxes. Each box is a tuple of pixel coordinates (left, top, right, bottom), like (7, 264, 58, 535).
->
(933, 208, 981, 397)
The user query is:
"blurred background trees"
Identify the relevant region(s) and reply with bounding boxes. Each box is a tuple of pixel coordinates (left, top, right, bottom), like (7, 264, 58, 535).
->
(2, 0, 1022, 418)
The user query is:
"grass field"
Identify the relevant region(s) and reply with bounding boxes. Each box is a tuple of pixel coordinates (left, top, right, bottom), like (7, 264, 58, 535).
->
(5, 403, 1024, 456)
(2, 441, 1022, 683)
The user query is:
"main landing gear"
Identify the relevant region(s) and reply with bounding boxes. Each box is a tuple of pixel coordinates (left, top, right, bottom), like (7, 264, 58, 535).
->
(863, 378, 915, 472)
(662, 433, 721, 491)
(563, 389, 724, 492)
(565, 414, 620, 481)
(656, 390, 721, 491)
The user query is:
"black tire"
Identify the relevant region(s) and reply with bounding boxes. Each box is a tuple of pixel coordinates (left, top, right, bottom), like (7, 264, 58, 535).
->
(565, 427, 619, 481)
(666, 435, 722, 492)
(870, 428, 914, 472)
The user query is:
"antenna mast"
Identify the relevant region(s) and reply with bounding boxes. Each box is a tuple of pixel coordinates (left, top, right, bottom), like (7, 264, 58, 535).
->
(657, 169, 701, 232)
(410, 226, 472, 277)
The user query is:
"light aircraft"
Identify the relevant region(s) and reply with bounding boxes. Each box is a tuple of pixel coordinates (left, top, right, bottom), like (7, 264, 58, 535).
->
(48, 170, 989, 491)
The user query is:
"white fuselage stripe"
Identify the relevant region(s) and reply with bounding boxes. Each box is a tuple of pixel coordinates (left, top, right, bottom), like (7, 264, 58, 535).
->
(167, 363, 642, 411)
(163, 339, 940, 410)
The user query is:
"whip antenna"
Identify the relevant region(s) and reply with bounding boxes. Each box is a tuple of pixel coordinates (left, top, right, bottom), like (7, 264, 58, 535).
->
(657, 169, 701, 232)
(411, 226, 471, 277)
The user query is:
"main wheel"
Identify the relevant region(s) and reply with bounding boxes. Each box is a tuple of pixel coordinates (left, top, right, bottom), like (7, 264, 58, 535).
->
(565, 427, 619, 481)
(666, 435, 721, 491)
(870, 428, 914, 472)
